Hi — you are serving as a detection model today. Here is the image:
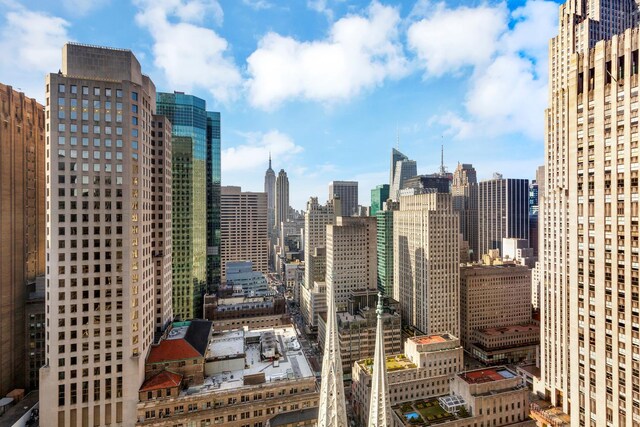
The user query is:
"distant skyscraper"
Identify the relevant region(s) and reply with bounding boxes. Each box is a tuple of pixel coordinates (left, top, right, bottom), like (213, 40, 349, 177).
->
(40, 43, 171, 425)
(157, 91, 208, 319)
(326, 217, 377, 311)
(452, 163, 479, 261)
(376, 201, 398, 296)
(275, 169, 290, 230)
(0, 83, 45, 396)
(206, 112, 221, 292)
(264, 155, 276, 242)
(402, 174, 450, 194)
(528, 178, 539, 257)
(220, 186, 268, 281)
(478, 176, 529, 257)
(539, 1, 640, 423)
(329, 180, 358, 216)
(389, 148, 417, 201)
(370, 184, 390, 216)
(394, 193, 459, 336)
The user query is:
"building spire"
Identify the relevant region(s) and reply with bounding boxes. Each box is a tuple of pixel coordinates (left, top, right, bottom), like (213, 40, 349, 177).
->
(367, 293, 391, 427)
(439, 143, 446, 176)
(317, 291, 348, 427)
(269, 151, 272, 169)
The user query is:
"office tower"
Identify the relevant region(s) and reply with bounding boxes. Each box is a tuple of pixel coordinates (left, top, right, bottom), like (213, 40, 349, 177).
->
(402, 174, 450, 194)
(328, 180, 358, 216)
(40, 43, 171, 425)
(206, 112, 221, 292)
(150, 115, 173, 336)
(220, 186, 268, 281)
(539, 2, 640, 424)
(156, 92, 208, 319)
(25, 277, 46, 392)
(367, 294, 392, 427)
(478, 176, 529, 257)
(317, 288, 348, 427)
(389, 148, 417, 201)
(326, 217, 377, 312)
(303, 197, 339, 290)
(370, 184, 389, 215)
(264, 155, 276, 265)
(0, 83, 45, 396)
(394, 192, 459, 336)
(376, 201, 398, 296)
(452, 163, 479, 261)
(275, 169, 289, 231)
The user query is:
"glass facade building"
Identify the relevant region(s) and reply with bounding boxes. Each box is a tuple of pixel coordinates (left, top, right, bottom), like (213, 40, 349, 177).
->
(376, 209, 394, 296)
(370, 184, 389, 216)
(157, 92, 212, 319)
(206, 112, 221, 292)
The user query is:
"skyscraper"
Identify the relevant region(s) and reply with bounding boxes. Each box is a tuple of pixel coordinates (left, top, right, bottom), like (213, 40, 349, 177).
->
(264, 155, 276, 267)
(220, 186, 268, 281)
(206, 112, 221, 292)
(376, 201, 398, 296)
(370, 184, 390, 215)
(328, 180, 358, 216)
(40, 43, 171, 425)
(389, 148, 417, 201)
(156, 92, 208, 320)
(0, 84, 45, 396)
(478, 176, 529, 257)
(394, 193, 459, 336)
(539, 1, 640, 424)
(275, 169, 289, 231)
(326, 217, 377, 311)
(451, 163, 479, 261)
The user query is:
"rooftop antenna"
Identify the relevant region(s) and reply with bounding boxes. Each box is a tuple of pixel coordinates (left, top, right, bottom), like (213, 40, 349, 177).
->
(268, 151, 272, 169)
(439, 138, 446, 175)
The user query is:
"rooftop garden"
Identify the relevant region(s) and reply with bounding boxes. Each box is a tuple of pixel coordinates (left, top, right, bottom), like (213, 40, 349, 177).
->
(394, 398, 468, 426)
(360, 354, 417, 374)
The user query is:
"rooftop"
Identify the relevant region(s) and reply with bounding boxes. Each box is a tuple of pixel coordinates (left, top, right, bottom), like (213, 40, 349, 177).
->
(458, 368, 516, 384)
(147, 320, 212, 363)
(477, 323, 539, 336)
(193, 326, 314, 394)
(359, 354, 417, 374)
(410, 334, 453, 345)
(140, 371, 183, 392)
(393, 396, 470, 426)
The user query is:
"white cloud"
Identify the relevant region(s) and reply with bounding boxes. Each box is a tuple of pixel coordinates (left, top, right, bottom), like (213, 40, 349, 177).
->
(62, 0, 108, 16)
(222, 130, 303, 174)
(416, 0, 558, 140)
(246, 1, 408, 109)
(242, 0, 273, 10)
(135, 0, 241, 103)
(407, 2, 508, 77)
(308, 0, 333, 21)
(0, 5, 71, 101)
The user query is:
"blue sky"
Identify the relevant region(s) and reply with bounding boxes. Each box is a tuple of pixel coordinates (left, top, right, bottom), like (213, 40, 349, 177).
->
(0, 0, 562, 209)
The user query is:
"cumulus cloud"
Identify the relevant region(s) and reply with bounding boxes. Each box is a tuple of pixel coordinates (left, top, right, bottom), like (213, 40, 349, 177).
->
(0, 4, 71, 101)
(222, 130, 303, 173)
(135, 0, 241, 103)
(246, 1, 408, 109)
(412, 0, 558, 140)
(407, 2, 508, 77)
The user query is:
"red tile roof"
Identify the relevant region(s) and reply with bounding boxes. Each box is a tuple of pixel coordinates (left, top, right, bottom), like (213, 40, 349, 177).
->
(140, 371, 183, 392)
(147, 339, 201, 364)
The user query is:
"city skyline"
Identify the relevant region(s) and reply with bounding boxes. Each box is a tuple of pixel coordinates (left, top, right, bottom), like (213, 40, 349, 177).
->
(0, 0, 561, 209)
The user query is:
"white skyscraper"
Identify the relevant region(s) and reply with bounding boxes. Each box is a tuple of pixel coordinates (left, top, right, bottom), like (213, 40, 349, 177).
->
(40, 43, 171, 426)
(389, 148, 417, 201)
(539, 1, 640, 425)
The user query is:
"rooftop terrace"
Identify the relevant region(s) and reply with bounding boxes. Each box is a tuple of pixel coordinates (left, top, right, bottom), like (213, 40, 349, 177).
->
(410, 334, 453, 345)
(358, 354, 417, 374)
(393, 396, 470, 426)
(458, 368, 516, 384)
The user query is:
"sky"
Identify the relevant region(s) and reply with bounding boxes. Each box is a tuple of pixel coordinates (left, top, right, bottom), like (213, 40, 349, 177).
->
(0, 0, 563, 210)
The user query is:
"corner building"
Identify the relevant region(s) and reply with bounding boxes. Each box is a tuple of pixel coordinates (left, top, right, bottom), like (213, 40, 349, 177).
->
(40, 43, 172, 426)
(541, 1, 640, 425)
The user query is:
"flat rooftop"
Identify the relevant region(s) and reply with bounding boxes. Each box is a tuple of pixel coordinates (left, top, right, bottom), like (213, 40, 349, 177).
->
(478, 323, 539, 336)
(458, 367, 516, 384)
(193, 326, 314, 395)
(358, 354, 417, 374)
(410, 334, 453, 345)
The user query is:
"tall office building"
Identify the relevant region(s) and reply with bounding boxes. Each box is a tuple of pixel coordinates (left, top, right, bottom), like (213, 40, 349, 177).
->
(264, 155, 276, 268)
(478, 175, 529, 257)
(539, 2, 640, 424)
(156, 92, 211, 319)
(452, 163, 479, 261)
(206, 112, 221, 292)
(40, 43, 171, 426)
(402, 174, 450, 194)
(389, 148, 417, 201)
(0, 84, 45, 395)
(326, 217, 377, 311)
(220, 186, 268, 281)
(394, 193, 459, 336)
(376, 201, 398, 296)
(370, 184, 389, 215)
(329, 180, 358, 216)
(275, 169, 289, 230)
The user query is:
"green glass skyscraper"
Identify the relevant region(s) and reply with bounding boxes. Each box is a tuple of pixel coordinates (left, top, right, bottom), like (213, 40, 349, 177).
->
(376, 202, 397, 296)
(157, 92, 220, 319)
(206, 112, 221, 292)
(370, 184, 390, 215)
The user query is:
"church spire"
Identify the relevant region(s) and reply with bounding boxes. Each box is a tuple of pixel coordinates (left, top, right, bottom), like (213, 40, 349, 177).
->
(367, 293, 391, 427)
(317, 291, 348, 427)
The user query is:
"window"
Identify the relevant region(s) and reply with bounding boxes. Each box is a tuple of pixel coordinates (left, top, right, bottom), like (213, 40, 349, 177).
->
(94, 87, 100, 96)
(71, 85, 77, 94)
(132, 92, 138, 101)
(82, 86, 89, 95)
(58, 84, 65, 93)
(116, 89, 122, 98)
